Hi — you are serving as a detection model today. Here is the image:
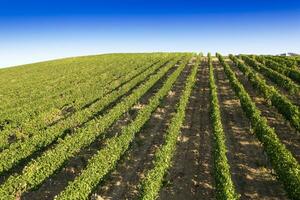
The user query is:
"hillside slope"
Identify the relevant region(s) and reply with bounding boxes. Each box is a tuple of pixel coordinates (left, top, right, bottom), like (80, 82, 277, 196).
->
(0, 53, 299, 200)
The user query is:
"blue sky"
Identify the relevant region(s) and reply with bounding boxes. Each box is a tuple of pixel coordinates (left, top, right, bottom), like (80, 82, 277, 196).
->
(0, 0, 300, 67)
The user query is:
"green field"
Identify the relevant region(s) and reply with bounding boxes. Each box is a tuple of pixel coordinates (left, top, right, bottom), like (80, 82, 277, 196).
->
(0, 53, 299, 200)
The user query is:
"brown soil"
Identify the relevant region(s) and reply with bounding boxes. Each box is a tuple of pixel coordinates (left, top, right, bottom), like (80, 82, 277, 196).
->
(21, 60, 182, 200)
(229, 60, 300, 162)
(215, 60, 287, 200)
(158, 58, 215, 200)
(90, 61, 192, 200)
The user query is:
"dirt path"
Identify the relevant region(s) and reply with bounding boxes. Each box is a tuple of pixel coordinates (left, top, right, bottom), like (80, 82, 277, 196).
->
(215, 60, 287, 200)
(21, 61, 182, 200)
(229, 61, 300, 162)
(90, 61, 192, 200)
(158, 58, 215, 200)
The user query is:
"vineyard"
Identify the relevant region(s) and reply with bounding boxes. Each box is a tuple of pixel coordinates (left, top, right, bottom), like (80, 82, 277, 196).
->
(0, 53, 300, 200)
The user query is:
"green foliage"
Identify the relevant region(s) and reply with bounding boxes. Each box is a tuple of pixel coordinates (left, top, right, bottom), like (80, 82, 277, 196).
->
(0, 55, 175, 150)
(233, 55, 300, 132)
(243, 55, 299, 94)
(256, 56, 300, 84)
(265, 56, 297, 69)
(0, 54, 161, 131)
(55, 54, 191, 200)
(1, 53, 299, 199)
(218, 53, 300, 200)
(0, 55, 181, 176)
(0, 53, 192, 199)
(208, 53, 239, 200)
(139, 56, 199, 200)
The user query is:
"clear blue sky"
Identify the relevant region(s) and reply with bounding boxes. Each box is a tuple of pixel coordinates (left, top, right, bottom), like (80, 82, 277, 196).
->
(0, 0, 299, 67)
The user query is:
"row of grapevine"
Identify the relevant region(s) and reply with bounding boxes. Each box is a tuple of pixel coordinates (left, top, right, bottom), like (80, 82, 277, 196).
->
(254, 56, 300, 84)
(0, 55, 170, 139)
(0, 54, 163, 112)
(139, 56, 198, 200)
(0, 55, 192, 199)
(265, 56, 298, 69)
(240, 55, 299, 94)
(0, 56, 174, 150)
(0, 55, 142, 118)
(293, 56, 300, 67)
(208, 54, 239, 199)
(230, 55, 300, 132)
(252, 55, 300, 70)
(55, 54, 191, 200)
(218, 53, 300, 200)
(0, 55, 183, 175)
